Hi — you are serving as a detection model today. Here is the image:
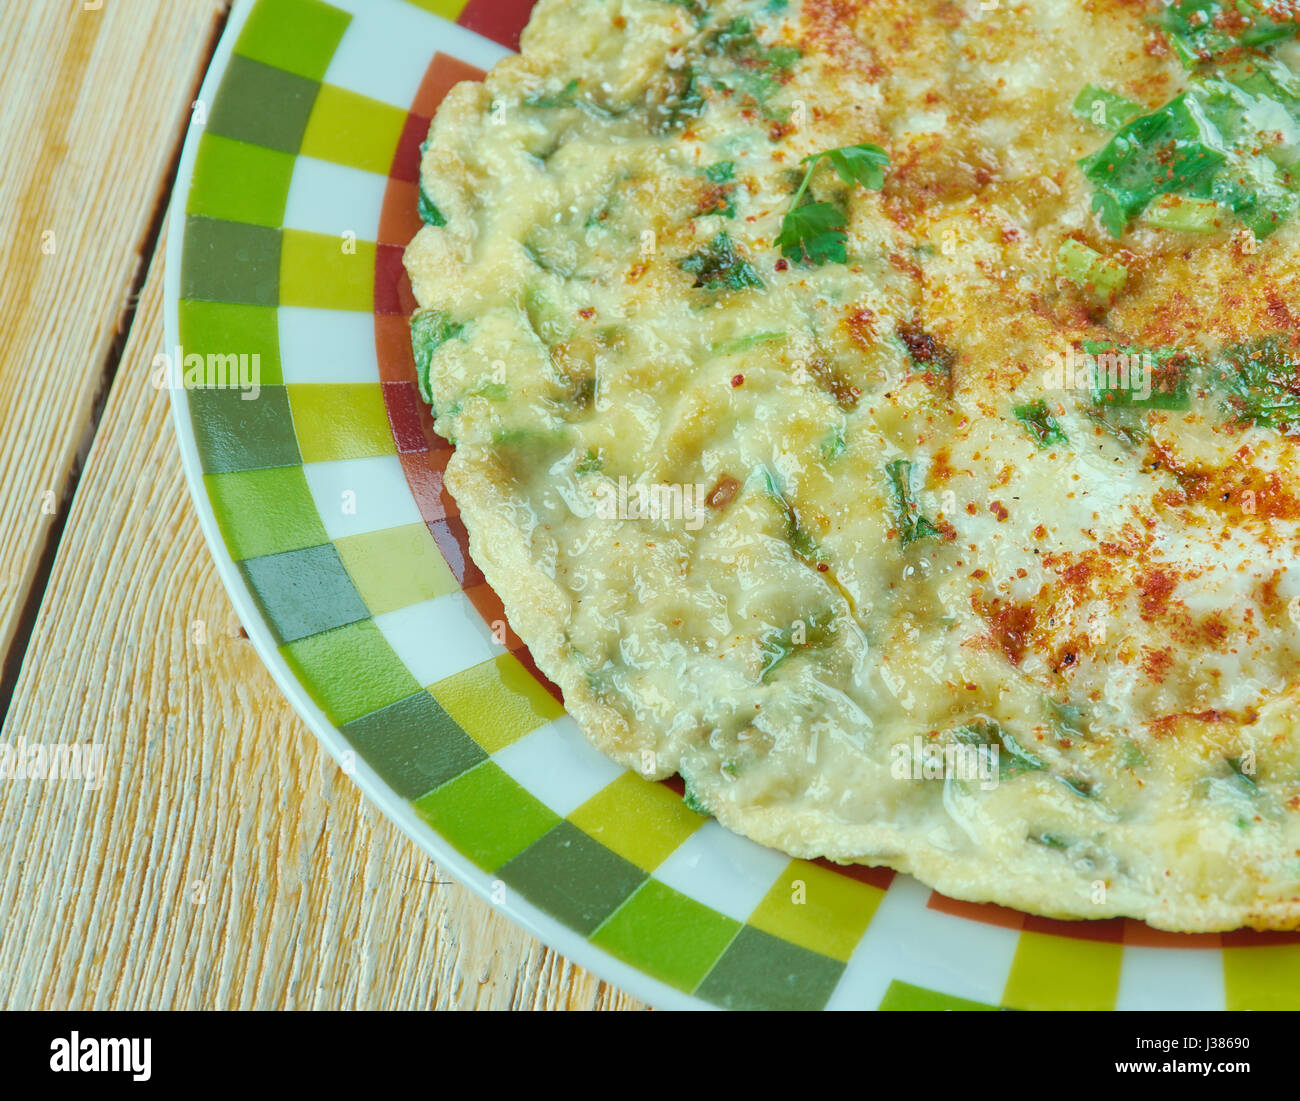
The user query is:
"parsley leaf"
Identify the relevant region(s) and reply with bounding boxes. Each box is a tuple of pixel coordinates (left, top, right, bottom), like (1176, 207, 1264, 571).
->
(775, 201, 847, 265)
(823, 143, 890, 190)
(1217, 335, 1300, 432)
(776, 143, 889, 267)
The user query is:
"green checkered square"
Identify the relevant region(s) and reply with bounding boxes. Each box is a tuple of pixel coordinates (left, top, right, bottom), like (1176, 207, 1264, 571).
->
(694, 926, 844, 1011)
(181, 216, 281, 306)
(234, 0, 350, 81)
(187, 133, 295, 227)
(413, 761, 560, 872)
(178, 300, 282, 384)
(281, 619, 420, 725)
(591, 880, 740, 993)
(207, 54, 319, 154)
(204, 466, 327, 560)
(499, 822, 647, 935)
(878, 980, 996, 1011)
(189, 386, 300, 474)
(239, 543, 370, 643)
(341, 690, 486, 799)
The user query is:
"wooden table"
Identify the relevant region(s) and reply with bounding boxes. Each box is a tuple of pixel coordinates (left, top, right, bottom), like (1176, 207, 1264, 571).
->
(0, 0, 643, 1012)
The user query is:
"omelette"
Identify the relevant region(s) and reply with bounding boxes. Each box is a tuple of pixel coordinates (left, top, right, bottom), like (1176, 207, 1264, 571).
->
(404, 0, 1300, 930)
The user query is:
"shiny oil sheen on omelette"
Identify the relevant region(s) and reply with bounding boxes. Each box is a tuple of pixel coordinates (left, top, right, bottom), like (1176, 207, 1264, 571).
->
(403, 0, 1300, 930)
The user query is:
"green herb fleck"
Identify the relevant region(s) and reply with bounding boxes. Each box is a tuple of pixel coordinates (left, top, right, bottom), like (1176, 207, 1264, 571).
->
(1121, 741, 1148, 769)
(707, 17, 802, 113)
(679, 232, 765, 291)
(1157, 0, 1300, 68)
(1046, 698, 1089, 740)
(821, 424, 847, 462)
(1055, 238, 1128, 302)
(757, 466, 825, 562)
(1082, 340, 1193, 410)
(682, 778, 711, 816)
(1215, 335, 1300, 433)
(953, 719, 1045, 780)
(410, 309, 464, 404)
(1227, 755, 1258, 792)
(758, 609, 836, 682)
(417, 185, 446, 227)
(711, 330, 786, 355)
(885, 459, 941, 546)
(1079, 69, 1300, 239)
(523, 78, 579, 109)
(1014, 399, 1069, 448)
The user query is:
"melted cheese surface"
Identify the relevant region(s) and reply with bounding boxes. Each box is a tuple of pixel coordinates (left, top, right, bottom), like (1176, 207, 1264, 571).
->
(406, 0, 1300, 928)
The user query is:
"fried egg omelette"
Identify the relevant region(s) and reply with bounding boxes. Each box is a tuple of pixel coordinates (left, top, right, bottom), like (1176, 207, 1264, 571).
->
(404, 0, 1300, 930)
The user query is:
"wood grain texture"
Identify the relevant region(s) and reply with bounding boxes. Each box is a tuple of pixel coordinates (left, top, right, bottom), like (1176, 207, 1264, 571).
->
(0, 4, 646, 1012)
(0, 230, 645, 1011)
(0, 0, 225, 659)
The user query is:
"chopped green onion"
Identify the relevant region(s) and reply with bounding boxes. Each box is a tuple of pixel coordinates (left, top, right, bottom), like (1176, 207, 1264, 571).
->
(1140, 193, 1227, 232)
(1157, 0, 1300, 69)
(1073, 84, 1143, 129)
(1055, 239, 1128, 302)
(1082, 340, 1192, 410)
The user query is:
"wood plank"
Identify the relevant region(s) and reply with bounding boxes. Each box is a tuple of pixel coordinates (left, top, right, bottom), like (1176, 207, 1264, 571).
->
(0, 227, 647, 1010)
(0, 0, 227, 670)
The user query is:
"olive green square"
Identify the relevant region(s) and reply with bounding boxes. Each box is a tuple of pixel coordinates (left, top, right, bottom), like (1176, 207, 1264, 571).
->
(207, 54, 319, 154)
(178, 300, 282, 384)
(287, 383, 395, 462)
(189, 386, 300, 474)
(499, 822, 647, 935)
(280, 619, 420, 726)
(187, 133, 294, 227)
(413, 761, 560, 872)
(334, 523, 457, 615)
(694, 926, 844, 1011)
(239, 543, 370, 644)
(280, 229, 375, 312)
(204, 465, 328, 560)
(181, 216, 281, 307)
(234, 0, 350, 82)
(591, 880, 740, 993)
(341, 690, 485, 799)
(300, 83, 409, 175)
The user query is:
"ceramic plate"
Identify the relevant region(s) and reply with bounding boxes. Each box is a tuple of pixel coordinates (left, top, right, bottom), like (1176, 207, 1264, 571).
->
(164, 0, 1300, 1011)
